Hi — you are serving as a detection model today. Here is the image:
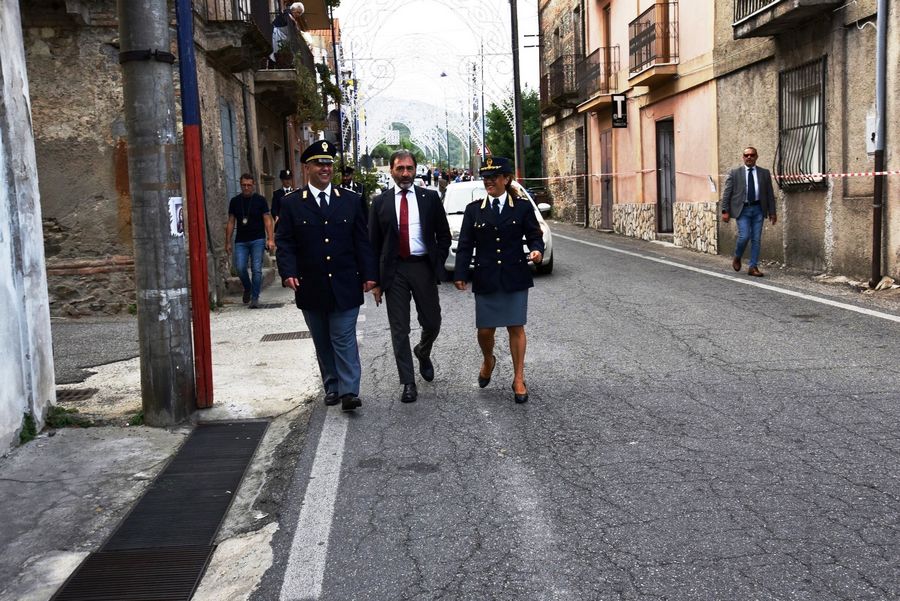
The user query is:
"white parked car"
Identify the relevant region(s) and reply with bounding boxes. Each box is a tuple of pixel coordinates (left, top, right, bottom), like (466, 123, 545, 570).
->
(443, 180, 554, 275)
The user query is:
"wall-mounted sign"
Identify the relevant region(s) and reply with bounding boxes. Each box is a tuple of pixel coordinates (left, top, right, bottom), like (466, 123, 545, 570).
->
(612, 94, 627, 128)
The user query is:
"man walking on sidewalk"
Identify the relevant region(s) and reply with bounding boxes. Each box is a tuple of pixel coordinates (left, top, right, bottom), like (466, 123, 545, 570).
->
(721, 146, 777, 277)
(225, 173, 274, 308)
(276, 140, 378, 412)
(369, 150, 451, 403)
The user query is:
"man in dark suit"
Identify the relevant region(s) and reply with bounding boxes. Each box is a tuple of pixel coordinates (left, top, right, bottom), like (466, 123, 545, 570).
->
(270, 169, 293, 222)
(721, 146, 778, 277)
(276, 140, 378, 412)
(369, 150, 451, 403)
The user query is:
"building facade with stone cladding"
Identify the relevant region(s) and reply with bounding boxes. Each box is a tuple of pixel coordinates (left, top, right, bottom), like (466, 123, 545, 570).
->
(21, 0, 326, 316)
(715, 0, 898, 280)
(539, 0, 590, 225)
(542, 0, 720, 254)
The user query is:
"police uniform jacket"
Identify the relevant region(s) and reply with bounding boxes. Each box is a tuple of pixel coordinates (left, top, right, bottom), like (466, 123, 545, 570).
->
(276, 185, 378, 312)
(453, 193, 545, 295)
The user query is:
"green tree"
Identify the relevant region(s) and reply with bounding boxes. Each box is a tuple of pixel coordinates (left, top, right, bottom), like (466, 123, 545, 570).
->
(484, 87, 542, 178)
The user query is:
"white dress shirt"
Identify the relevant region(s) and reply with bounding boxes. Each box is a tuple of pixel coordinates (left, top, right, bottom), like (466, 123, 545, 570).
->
(394, 185, 426, 255)
(307, 183, 332, 208)
(490, 191, 509, 215)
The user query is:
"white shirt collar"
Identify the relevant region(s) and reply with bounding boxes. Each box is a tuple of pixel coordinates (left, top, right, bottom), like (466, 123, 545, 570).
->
(394, 183, 414, 195)
(308, 182, 332, 198)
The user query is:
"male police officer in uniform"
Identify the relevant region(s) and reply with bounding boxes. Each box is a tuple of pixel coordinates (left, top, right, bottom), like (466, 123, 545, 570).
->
(276, 140, 378, 412)
(270, 169, 293, 222)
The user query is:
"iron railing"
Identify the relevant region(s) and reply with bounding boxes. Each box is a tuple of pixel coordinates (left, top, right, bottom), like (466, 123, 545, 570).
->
(548, 54, 579, 103)
(776, 57, 827, 189)
(628, 1, 679, 75)
(733, 0, 780, 24)
(265, 12, 315, 70)
(539, 72, 553, 112)
(193, 0, 252, 22)
(577, 46, 619, 100)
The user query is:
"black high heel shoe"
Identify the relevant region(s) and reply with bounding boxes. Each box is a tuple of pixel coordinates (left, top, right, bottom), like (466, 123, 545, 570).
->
(511, 382, 528, 404)
(478, 355, 497, 388)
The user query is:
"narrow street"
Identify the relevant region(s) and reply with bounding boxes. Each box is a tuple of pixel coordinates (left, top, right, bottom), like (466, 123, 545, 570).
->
(253, 224, 900, 601)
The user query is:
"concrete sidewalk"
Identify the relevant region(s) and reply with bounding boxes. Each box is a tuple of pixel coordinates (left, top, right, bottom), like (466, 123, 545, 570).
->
(0, 285, 320, 601)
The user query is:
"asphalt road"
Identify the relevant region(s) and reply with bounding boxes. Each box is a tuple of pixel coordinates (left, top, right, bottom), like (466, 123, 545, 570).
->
(256, 224, 900, 601)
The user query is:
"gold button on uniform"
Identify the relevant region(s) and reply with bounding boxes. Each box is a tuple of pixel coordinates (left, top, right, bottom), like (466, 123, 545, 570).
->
(325, 238, 330, 243)
(497, 260, 502, 264)
(326, 256, 331, 261)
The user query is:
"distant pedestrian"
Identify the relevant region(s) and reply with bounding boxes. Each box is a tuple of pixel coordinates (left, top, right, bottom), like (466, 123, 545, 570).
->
(425, 168, 432, 186)
(721, 146, 777, 277)
(271, 169, 294, 223)
(453, 157, 544, 404)
(340, 166, 368, 218)
(225, 174, 274, 308)
(369, 149, 451, 403)
(275, 140, 378, 412)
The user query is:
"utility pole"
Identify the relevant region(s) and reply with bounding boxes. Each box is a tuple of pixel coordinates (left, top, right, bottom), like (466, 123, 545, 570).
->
(328, 3, 346, 167)
(870, 0, 887, 288)
(509, 0, 527, 180)
(118, 0, 196, 425)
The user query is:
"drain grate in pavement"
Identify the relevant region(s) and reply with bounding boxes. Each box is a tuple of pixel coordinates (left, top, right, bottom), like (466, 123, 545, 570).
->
(254, 302, 285, 309)
(50, 421, 268, 601)
(56, 388, 98, 403)
(261, 331, 311, 342)
(51, 547, 213, 601)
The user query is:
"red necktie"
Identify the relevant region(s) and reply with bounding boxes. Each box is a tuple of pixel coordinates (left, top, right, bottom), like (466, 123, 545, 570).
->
(398, 189, 410, 258)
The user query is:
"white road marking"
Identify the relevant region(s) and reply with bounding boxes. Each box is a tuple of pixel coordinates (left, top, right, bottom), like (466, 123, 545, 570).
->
(279, 409, 348, 601)
(555, 233, 900, 324)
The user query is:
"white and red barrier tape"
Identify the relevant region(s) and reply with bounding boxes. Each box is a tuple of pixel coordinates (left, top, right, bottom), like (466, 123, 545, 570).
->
(519, 169, 900, 183)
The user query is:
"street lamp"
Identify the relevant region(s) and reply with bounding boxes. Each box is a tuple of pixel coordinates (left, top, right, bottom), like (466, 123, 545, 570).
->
(441, 72, 451, 170)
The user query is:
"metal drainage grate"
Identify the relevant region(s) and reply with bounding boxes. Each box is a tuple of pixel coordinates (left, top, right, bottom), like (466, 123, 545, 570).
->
(51, 546, 214, 601)
(50, 421, 268, 601)
(56, 388, 98, 403)
(254, 302, 285, 309)
(261, 331, 311, 342)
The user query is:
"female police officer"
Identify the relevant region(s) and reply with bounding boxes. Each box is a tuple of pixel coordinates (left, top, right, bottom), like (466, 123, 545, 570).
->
(453, 157, 544, 403)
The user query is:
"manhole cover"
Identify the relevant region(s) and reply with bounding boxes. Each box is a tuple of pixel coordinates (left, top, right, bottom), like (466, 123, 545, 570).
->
(260, 331, 311, 342)
(56, 388, 98, 403)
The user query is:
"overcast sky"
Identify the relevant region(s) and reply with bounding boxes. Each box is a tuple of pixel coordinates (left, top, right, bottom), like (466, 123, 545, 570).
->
(333, 0, 540, 149)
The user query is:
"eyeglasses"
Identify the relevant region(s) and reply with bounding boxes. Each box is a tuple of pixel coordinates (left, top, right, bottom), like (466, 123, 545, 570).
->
(743, 153, 757, 158)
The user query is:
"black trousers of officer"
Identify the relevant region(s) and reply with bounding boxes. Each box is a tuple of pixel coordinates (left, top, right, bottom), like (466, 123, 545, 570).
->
(384, 257, 441, 385)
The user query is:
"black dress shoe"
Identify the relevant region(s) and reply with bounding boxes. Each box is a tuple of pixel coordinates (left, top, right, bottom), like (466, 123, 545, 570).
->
(340, 394, 362, 412)
(400, 383, 418, 403)
(413, 345, 434, 382)
(323, 391, 340, 406)
(511, 382, 528, 404)
(478, 355, 497, 388)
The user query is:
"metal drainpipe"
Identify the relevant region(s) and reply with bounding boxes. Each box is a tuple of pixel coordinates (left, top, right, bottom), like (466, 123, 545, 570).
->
(870, 0, 887, 287)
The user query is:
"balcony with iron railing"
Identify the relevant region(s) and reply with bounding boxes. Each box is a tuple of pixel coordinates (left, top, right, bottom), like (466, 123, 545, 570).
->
(628, 1, 678, 87)
(576, 46, 619, 112)
(192, 0, 269, 72)
(732, 0, 841, 39)
(548, 54, 580, 106)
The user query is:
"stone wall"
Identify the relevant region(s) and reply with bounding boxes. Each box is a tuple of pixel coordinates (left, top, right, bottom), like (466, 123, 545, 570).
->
(613, 203, 656, 241)
(673, 202, 718, 255)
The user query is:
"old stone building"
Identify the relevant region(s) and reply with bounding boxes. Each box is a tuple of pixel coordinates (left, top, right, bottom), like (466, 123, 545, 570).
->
(539, 0, 588, 224)
(716, 0, 899, 279)
(22, 0, 333, 316)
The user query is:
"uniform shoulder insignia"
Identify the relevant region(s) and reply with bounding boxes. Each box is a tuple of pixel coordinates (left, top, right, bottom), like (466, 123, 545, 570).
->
(476, 198, 487, 209)
(302, 189, 308, 200)
(334, 187, 341, 197)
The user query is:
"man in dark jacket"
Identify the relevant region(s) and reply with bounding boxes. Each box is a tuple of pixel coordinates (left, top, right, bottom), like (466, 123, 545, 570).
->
(721, 146, 777, 277)
(275, 140, 378, 412)
(369, 150, 451, 403)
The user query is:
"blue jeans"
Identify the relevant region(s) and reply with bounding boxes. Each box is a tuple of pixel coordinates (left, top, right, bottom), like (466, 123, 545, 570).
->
(302, 307, 362, 397)
(734, 204, 764, 268)
(233, 238, 265, 299)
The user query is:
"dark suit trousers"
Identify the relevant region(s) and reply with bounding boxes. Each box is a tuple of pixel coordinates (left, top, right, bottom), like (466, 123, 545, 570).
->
(385, 260, 441, 384)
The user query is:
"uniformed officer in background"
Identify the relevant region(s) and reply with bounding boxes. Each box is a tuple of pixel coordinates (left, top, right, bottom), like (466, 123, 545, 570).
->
(270, 169, 293, 222)
(275, 140, 378, 412)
